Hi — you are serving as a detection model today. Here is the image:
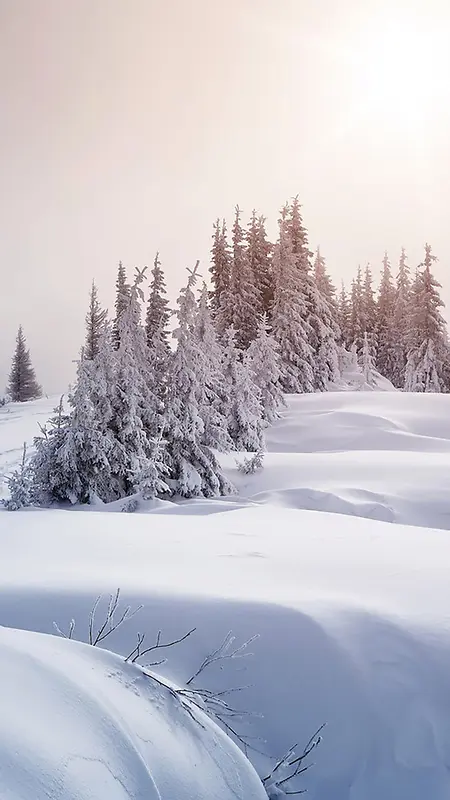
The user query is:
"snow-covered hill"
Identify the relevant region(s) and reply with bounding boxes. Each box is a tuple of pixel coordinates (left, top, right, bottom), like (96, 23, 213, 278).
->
(2, 392, 450, 799)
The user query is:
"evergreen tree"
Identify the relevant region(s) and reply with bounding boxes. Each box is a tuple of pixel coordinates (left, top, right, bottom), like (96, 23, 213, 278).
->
(271, 205, 314, 393)
(360, 331, 377, 386)
(7, 326, 42, 402)
(314, 247, 337, 310)
(164, 264, 233, 497)
(247, 211, 273, 318)
(112, 261, 130, 349)
(246, 315, 285, 423)
(195, 283, 233, 452)
(349, 267, 364, 350)
(338, 281, 351, 347)
(391, 248, 411, 388)
(146, 252, 171, 394)
(361, 264, 377, 353)
(210, 218, 232, 327)
(222, 326, 265, 451)
(84, 281, 107, 361)
(376, 253, 396, 380)
(228, 205, 261, 349)
(404, 244, 448, 392)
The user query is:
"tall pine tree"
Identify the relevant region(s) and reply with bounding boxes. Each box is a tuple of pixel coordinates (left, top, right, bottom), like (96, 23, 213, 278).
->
(85, 281, 107, 360)
(112, 261, 130, 349)
(146, 252, 171, 394)
(228, 205, 261, 349)
(247, 211, 273, 319)
(7, 326, 42, 402)
(391, 248, 411, 387)
(376, 253, 396, 380)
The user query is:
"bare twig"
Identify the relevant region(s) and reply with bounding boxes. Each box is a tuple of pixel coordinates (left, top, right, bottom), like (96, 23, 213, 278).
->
(87, 588, 143, 646)
(53, 619, 75, 639)
(125, 626, 196, 663)
(262, 723, 325, 796)
(186, 631, 259, 686)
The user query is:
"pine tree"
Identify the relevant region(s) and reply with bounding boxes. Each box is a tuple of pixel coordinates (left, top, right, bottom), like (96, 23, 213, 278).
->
(314, 247, 337, 310)
(112, 261, 130, 349)
(246, 315, 285, 423)
(85, 281, 107, 360)
(391, 248, 411, 388)
(222, 326, 265, 451)
(146, 252, 171, 394)
(7, 326, 42, 402)
(360, 331, 377, 386)
(361, 264, 377, 354)
(271, 205, 314, 393)
(376, 253, 396, 380)
(404, 244, 448, 392)
(247, 211, 273, 318)
(210, 218, 232, 325)
(195, 283, 233, 452)
(228, 205, 261, 349)
(338, 282, 351, 347)
(349, 267, 364, 350)
(164, 264, 233, 498)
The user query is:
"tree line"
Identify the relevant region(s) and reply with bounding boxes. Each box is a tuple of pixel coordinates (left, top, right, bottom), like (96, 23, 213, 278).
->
(4, 196, 450, 507)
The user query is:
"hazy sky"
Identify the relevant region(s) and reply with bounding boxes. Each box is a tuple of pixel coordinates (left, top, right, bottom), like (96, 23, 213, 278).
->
(1, 0, 450, 393)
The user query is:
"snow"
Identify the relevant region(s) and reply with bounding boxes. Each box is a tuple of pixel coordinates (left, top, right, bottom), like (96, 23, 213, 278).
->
(3, 391, 450, 798)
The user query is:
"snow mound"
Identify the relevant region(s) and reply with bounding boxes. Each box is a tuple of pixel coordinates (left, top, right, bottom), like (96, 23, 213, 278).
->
(0, 624, 266, 800)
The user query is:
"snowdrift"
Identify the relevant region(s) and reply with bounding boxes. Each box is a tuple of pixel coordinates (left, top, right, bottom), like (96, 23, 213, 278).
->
(0, 624, 266, 800)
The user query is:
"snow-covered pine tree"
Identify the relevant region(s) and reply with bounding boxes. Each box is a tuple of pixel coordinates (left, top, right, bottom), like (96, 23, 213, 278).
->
(360, 331, 378, 386)
(314, 247, 337, 311)
(194, 283, 233, 452)
(164, 264, 233, 498)
(349, 267, 364, 350)
(112, 267, 164, 494)
(404, 244, 448, 392)
(391, 247, 411, 387)
(145, 252, 172, 395)
(246, 314, 285, 423)
(271, 205, 315, 393)
(7, 326, 42, 402)
(210, 218, 232, 327)
(222, 325, 265, 451)
(228, 205, 261, 349)
(376, 253, 396, 380)
(84, 280, 107, 360)
(247, 210, 273, 319)
(338, 281, 351, 347)
(112, 261, 130, 349)
(286, 199, 340, 390)
(361, 264, 377, 356)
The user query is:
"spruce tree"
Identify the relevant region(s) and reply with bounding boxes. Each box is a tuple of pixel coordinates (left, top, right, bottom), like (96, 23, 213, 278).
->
(362, 264, 377, 354)
(247, 211, 273, 319)
(222, 326, 265, 452)
(404, 244, 448, 392)
(338, 281, 351, 347)
(195, 283, 233, 452)
(210, 218, 232, 327)
(246, 314, 285, 423)
(360, 331, 378, 386)
(146, 252, 171, 394)
(271, 205, 314, 393)
(7, 326, 42, 402)
(391, 248, 411, 387)
(314, 247, 337, 310)
(228, 205, 261, 349)
(164, 264, 233, 497)
(349, 267, 364, 350)
(85, 281, 107, 360)
(376, 253, 396, 380)
(112, 261, 130, 349)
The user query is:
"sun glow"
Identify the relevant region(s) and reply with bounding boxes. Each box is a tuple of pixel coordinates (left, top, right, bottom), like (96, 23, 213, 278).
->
(354, 18, 449, 119)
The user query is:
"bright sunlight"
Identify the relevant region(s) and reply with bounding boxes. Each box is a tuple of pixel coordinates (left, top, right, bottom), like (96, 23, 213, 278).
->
(354, 16, 449, 119)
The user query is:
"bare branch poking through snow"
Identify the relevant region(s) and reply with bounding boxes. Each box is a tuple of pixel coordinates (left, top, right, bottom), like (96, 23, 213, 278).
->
(262, 724, 325, 797)
(53, 618, 75, 640)
(186, 630, 259, 686)
(125, 627, 197, 664)
(88, 588, 143, 646)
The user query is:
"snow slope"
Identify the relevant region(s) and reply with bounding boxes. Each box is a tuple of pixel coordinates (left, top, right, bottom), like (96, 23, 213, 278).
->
(0, 624, 266, 800)
(3, 393, 450, 798)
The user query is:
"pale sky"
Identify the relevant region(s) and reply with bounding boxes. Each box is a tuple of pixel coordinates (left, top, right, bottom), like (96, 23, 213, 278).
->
(1, 0, 450, 394)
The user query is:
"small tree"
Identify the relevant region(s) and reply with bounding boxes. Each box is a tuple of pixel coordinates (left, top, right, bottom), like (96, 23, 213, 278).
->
(7, 326, 42, 402)
(246, 315, 285, 423)
(84, 281, 107, 360)
(360, 331, 377, 386)
(223, 326, 265, 452)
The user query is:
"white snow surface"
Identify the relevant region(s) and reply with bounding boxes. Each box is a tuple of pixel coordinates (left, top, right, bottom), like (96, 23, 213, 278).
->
(3, 392, 450, 798)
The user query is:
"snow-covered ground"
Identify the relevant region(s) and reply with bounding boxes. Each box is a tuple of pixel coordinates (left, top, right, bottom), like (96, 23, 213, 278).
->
(2, 392, 450, 799)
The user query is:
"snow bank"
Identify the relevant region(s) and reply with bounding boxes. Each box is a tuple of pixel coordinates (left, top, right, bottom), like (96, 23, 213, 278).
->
(0, 624, 266, 800)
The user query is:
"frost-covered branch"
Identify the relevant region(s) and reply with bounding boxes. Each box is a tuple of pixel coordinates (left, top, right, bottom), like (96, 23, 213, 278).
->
(186, 630, 259, 686)
(125, 626, 196, 664)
